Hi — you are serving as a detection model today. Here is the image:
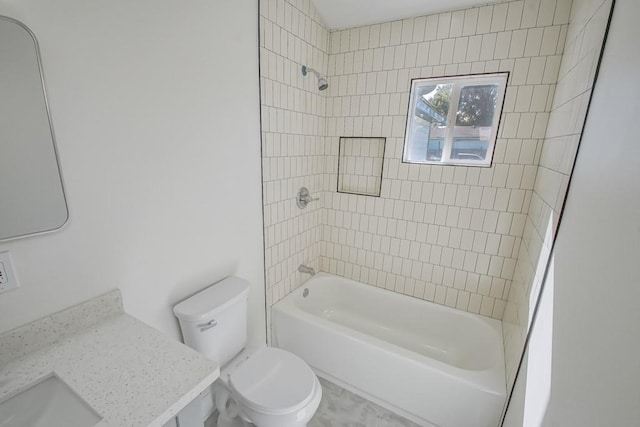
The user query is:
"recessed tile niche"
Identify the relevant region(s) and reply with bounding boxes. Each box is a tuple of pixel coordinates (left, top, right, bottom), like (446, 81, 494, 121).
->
(337, 137, 385, 197)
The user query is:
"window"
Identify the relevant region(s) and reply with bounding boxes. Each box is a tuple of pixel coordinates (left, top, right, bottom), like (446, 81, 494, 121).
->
(403, 73, 508, 167)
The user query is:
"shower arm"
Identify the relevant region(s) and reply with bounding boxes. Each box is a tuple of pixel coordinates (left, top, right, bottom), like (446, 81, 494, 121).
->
(301, 65, 320, 78)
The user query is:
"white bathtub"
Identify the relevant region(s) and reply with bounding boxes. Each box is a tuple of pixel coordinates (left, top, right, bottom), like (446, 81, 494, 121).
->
(271, 273, 506, 427)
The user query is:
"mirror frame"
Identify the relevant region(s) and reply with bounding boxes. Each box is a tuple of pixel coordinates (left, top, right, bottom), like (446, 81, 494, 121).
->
(0, 15, 69, 242)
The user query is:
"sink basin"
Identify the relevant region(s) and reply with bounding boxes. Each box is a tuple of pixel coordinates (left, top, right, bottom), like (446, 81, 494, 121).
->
(0, 374, 102, 427)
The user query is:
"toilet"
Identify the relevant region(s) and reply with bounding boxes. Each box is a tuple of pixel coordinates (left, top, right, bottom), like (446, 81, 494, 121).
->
(173, 276, 322, 427)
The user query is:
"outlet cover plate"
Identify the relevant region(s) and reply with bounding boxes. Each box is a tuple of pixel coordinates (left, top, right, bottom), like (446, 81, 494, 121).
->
(0, 251, 20, 293)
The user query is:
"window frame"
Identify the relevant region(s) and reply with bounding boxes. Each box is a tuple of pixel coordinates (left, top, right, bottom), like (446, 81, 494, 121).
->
(402, 72, 509, 167)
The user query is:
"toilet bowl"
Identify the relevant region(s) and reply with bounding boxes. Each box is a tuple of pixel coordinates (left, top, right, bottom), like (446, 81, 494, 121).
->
(173, 276, 322, 427)
(214, 347, 322, 427)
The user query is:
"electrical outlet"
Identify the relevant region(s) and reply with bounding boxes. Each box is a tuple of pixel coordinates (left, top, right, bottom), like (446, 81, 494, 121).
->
(0, 251, 20, 293)
(0, 262, 7, 284)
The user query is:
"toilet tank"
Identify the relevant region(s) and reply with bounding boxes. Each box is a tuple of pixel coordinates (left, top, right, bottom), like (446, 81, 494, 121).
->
(173, 276, 250, 366)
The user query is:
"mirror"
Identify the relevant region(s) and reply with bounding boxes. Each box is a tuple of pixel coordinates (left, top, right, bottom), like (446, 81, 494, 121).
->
(0, 16, 68, 241)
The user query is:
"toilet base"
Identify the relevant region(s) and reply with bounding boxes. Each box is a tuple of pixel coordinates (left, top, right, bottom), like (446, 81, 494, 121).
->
(216, 413, 254, 427)
(217, 413, 311, 427)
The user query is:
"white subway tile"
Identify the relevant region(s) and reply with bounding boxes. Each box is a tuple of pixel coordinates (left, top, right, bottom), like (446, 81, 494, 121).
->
(515, 85, 534, 111)
(416, 42, 430, 66)
(492, 298, 506, 319)
(357, 26, 370, 51)
(457, 290, 471, 310)
(451, 10, 465, 37)
(530, 85, 549, 111)
(491, 3, 509, 32)
(349, 28, 360, 52)
(483, 211, 499, 233)
(506, 1, 524, 30)
(524, 28, 544, 57)
(521, 0, 541, 28)
(463, 8, 479, 36)
(438, 12, 452, 39)
(467, 272, 481, 293)
(509, 29, 527, 58)
(480, 33, 497, 60)
(468, 294, 482, 313)
(404, 43, 418, 68)
(429, 40, 443, 65)
(517, 112, 535, 138)
(412, 16, 426, 42)
(401, 18, 414, 45)
(480, 296, 495, 317)
(368, 24, 381, 49)
(441, 39, 455, 64)
(379, 22, 392, 47)
(394, 45, 407, 69)
(481, 187, 498, 210)
(450, 37, 469, 63)
(512, 58, 531, 85)
(466, 35, 483, 62)
(536, 0, 556, 26)
(458, 62, 472, 74)
(553, 0, 572, 25)
(390, 20, 403, 45)
(425, 14, 439, 41)
(477, 6, 493, 34)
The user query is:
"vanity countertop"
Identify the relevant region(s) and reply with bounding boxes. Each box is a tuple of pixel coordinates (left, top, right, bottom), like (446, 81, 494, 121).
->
(0, 291, 219, 427)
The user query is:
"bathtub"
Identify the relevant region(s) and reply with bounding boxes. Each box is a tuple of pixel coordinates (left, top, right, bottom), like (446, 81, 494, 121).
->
(271, 273, 506, 427)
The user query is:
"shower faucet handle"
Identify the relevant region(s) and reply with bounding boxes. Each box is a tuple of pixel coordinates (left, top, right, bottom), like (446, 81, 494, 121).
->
(296, 187, 319, 209)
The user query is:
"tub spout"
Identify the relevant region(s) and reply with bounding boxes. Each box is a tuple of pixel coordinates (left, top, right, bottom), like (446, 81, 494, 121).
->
(298, 264, 315, 276)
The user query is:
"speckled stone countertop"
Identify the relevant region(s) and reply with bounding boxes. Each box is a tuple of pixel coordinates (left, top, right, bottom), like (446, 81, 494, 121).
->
(0, 290, 219, 427)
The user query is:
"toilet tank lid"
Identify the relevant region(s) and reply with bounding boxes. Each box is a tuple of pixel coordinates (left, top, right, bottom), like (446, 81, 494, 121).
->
(173, 276, 250, 322)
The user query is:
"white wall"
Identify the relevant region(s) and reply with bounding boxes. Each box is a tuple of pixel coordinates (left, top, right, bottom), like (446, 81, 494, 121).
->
(504, 0, 640, 424)
(0, 0, 266, 346)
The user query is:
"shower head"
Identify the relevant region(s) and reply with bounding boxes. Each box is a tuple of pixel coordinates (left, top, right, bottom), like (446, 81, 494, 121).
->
(317, 77, 329, 91)
(301, 65, 329, 91)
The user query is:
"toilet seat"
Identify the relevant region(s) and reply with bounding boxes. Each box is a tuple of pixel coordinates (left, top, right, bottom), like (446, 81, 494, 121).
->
(228, 347, 318, 415)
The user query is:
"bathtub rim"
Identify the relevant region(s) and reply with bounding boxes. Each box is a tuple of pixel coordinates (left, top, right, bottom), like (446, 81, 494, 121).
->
(272, 272, 507, 396)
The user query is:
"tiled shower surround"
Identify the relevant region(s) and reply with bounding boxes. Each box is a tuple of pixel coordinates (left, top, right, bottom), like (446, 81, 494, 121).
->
(320, 0, 573, 321)
(260, 0, 328, 307)
(260, 0, 609, 391)
(261, 0, 569, 312)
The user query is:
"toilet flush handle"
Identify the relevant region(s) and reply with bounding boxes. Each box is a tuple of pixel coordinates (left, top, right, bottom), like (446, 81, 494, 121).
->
(198, 319, 218, 332)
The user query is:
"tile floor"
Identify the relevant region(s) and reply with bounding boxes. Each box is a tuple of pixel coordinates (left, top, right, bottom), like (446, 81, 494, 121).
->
(310, 378, 421, 427)
(204, 377, 421, 427)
